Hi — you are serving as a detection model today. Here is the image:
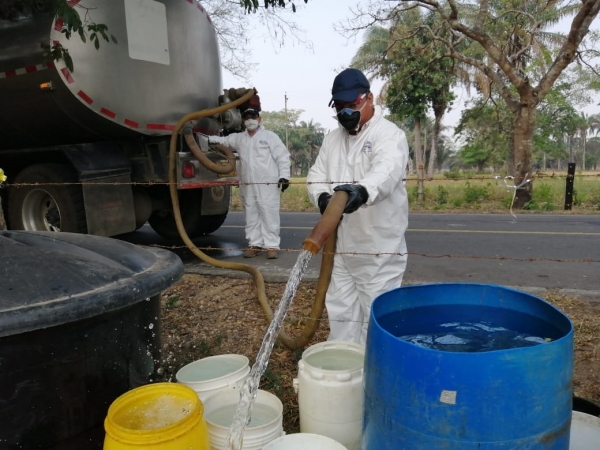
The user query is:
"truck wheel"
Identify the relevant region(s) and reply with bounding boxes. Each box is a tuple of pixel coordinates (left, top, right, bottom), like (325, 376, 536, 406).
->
(148, 189, 227, 240)
(8, 164, 87, 233)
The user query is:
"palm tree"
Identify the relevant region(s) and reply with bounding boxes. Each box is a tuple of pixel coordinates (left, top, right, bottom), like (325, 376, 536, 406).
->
(351, 11, 455, 201)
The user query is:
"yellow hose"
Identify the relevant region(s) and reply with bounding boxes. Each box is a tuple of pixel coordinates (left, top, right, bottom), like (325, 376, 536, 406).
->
(168, 89, 341, 349)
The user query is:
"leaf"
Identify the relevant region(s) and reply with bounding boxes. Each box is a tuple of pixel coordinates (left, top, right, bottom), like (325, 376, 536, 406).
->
(111, 35, 118, 44)
(64, 50, 74, 72)
(94, 39, 99, 50)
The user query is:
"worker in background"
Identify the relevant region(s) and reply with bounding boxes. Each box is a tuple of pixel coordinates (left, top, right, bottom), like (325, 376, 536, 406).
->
(306, 68, 410, 345)
(204, 108, 291, 259)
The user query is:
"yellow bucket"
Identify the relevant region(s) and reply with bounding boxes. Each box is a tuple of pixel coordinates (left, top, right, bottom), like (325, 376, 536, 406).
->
(104, 382, 211, 450)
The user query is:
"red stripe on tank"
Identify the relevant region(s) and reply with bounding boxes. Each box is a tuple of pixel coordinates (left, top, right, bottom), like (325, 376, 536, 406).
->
(100, 108, 116, 119)
(4, 70, 16, 78)
(25, 66, 37, 73)
(147, 124, 176, 131)
(60, 68, 74, 84)
(124, 119, 139, 128)
(77, 90, 93, 105)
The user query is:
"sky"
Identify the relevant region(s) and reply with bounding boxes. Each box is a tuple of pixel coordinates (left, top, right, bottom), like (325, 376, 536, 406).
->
(221, 1, 600, 136)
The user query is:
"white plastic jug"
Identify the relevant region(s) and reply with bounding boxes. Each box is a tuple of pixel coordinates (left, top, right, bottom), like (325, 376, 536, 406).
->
(263, 433, 348, 449)
(202, 388, 283, 450)
(570, 411, 600, 449)
(176, 354, 250, 403)
(293, 341, 365, 450)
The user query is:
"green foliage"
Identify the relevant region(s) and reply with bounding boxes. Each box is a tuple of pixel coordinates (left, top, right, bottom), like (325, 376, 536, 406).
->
(463, 182, 491, 204)
(261, 111, 325, 176)
(193, 334, 224, 358)
(166, 295, 180, 309)
(260, 365, 289, 399)
(455, 99, 511, 171)
(384, 11, 455, 122)
(408, 185, 419, 204)
(588, 187, 600, 210)
(4, 0, 119, 72)
(271, 173, 600, 213)
(435, 185, 449, 205)
(444, 168, 462, 179)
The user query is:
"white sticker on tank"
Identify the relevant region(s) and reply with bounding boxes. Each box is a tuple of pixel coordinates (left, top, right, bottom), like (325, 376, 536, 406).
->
(440, 390, 457, 405)
(124, 0, 170, 65)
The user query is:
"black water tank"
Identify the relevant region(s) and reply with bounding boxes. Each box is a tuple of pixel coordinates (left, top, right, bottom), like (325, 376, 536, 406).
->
(0, 231, 184, 449)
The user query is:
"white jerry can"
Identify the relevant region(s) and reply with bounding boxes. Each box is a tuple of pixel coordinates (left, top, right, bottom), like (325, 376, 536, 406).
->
(293, 341, 365, 450)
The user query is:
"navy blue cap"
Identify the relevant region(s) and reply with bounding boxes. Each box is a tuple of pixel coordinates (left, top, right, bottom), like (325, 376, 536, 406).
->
(242, 108, 259, 117)
(329, 68, 370, 106)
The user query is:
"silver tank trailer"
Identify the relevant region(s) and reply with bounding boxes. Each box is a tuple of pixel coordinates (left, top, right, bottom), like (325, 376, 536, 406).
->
(0, 0, 236, 240)
(0, 0, 222, 150)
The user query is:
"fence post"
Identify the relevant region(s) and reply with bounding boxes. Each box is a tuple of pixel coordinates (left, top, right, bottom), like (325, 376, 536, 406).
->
(564, 162, 576, 210)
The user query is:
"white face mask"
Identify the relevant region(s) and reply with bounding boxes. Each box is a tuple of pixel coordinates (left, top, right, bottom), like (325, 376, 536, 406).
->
(244, 119, 259, 131)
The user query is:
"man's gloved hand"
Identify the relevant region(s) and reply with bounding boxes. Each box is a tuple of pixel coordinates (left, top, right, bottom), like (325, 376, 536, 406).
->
(333, 184, 369, 214)
(318, 192, 332, 215)
(278, 178, 290, 192)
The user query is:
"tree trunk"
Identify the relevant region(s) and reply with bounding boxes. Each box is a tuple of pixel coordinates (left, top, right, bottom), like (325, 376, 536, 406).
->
(414, 118, 425, 204)
(427, 115, 441, 180)
(582, 129, 587, 171)
(543, 153, 547, 170)
(512, 104, 536, 208)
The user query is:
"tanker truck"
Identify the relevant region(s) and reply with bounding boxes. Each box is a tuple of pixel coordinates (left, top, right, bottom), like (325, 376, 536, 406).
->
(0, 0, 245, 239)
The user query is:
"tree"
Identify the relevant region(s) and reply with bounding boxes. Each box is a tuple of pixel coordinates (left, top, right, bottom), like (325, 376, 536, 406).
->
(455, 98, 512, 172)
(261, 110, 325, 176)
(350, 10, 455, 203)
(345, 0, 600, 208)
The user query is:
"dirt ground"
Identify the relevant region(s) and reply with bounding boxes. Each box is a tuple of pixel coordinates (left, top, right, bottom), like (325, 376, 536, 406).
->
(158, 273, 600, 433)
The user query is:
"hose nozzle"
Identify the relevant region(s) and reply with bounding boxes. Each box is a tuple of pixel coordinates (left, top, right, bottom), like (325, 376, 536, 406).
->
(302, 191, 348, 254)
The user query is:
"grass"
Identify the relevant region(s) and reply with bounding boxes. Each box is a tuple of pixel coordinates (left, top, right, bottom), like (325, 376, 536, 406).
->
(229, 171, 600, 213)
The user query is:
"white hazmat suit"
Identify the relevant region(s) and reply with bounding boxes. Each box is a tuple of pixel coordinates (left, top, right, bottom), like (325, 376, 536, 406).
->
(307, 105, 409, 344)
(209, 126, 290, 249)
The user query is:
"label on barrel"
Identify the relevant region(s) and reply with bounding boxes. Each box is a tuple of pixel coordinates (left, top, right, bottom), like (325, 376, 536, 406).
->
(440, 390, 457, 405)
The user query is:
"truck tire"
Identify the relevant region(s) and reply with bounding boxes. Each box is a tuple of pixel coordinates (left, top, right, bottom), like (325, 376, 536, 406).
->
(8, 164, 87, 233)
(148, 189, 227, 240)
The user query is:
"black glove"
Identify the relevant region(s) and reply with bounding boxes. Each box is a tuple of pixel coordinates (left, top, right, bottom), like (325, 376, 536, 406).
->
(318, 192, 332, 215)
(278, 178, 290, 192)
(333, 184, 369, 214)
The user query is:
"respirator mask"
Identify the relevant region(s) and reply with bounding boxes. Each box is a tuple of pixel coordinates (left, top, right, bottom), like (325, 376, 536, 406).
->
(336, 93, 369, 132)
(244, 119, 259, 131)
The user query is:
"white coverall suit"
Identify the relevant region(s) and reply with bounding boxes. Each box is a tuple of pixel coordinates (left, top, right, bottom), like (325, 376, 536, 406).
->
(307, 105, 409, 344)
(210, 127, 290, 249)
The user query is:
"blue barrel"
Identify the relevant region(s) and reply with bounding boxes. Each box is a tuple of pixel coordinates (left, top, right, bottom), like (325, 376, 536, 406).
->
(362, 283, 573, 449)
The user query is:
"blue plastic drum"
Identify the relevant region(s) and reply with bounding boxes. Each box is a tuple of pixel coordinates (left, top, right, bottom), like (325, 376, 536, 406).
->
(362, 283, 573, 449)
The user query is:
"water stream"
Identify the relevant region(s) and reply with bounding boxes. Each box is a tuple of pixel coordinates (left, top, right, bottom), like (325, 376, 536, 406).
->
(224, 249, 313, 450)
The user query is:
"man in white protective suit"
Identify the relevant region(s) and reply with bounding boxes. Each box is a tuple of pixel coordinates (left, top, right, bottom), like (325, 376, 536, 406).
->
(207, 108, 291, 259)
(306, 68, 410, 344)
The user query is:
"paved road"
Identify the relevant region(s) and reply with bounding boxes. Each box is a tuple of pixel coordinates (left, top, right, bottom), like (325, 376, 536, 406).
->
(118, 212, 600, 299)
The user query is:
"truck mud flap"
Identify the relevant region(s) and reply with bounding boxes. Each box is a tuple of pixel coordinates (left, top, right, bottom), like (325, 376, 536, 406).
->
(83, 174, 136, 236)
(64, 144, 137, 236)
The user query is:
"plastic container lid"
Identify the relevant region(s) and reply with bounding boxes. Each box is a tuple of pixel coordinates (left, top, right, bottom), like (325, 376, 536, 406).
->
(0, 230, 183, 337)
